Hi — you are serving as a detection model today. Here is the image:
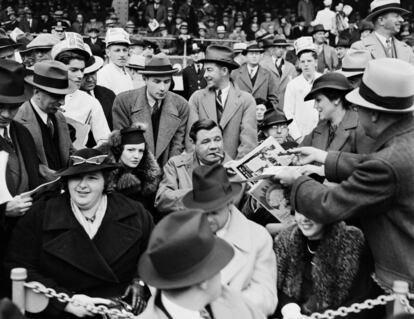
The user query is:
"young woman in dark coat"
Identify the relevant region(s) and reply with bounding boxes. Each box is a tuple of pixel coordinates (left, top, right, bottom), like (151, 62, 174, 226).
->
(98, 123, 162, 220)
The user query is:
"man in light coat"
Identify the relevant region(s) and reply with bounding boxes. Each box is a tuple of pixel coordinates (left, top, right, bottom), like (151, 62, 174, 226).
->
(232, 42, 280, 112)
(138, 210, 266, 319)
(183, 164, 277, 316)
(271, 58, 414, 295)
(351, 0, 414, 65)
(186, 45, 257, 160)
(113, 54, 189, 168)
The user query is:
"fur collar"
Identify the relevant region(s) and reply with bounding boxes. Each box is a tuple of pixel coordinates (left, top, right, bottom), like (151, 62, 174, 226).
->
(274, 222, 365, 314)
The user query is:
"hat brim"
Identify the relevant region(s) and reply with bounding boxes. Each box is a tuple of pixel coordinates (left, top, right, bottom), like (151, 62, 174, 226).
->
(243, 49, 264, 54)
(138, 236, 234, 289)
(346, 88, 414, 113)
(24, 75, 74, 95)
(0, 43, 21, 50)
(365, 7, 410, 21)
(84, 56, 104, 74)
(138, 68, 178, 75)
(199, 59, 239, 70)
(0, 85, 32, 104)
(57, 163, 119, 177)
(106, 41, 130, 48)
(182, 182, 242, 211)
(336, 69, 364, 78)
(260, 118, 293, 128)
(304, 85, 352, 101)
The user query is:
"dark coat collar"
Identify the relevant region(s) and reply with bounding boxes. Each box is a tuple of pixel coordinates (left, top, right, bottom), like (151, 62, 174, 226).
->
(372, 115, 414, 152)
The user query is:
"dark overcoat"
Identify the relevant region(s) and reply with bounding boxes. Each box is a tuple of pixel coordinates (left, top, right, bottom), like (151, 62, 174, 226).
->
(5, 192, 153, 318)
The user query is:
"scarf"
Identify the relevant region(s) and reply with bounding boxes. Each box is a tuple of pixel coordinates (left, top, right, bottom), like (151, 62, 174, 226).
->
(71, 194, 107, 239)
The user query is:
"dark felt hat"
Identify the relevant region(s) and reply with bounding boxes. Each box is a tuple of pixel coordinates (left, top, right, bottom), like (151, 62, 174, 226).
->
(273, 38, 291, 47)
(0, 59, 31, 103)
(260, 109, 293, 129)
(57, 148, 118, 177)
(182, 164, 242, 211)
(198, 45, 239, 70)
(120, 126, 146, 145)
(138, 210, 234, 289)
(0, 37, 21, 50)
(304, 72, 353, 101)
(262, 36, 276, 48)
(243, 42, 264, 54)
(139, 53, 178, 75)
(312, 24, 327, 34)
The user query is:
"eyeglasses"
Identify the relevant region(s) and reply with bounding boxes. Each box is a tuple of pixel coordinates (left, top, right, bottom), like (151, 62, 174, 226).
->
(70, 155, 107, 166)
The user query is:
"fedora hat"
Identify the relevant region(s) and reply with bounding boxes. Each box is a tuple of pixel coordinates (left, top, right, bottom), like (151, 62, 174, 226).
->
(312, 24, 327, 35)
(335, 37, 351, 48)
(105, 27, 131, 47)
(346, 58, 414, 113)
(84, 55, 104, 74)
(262, 37, 276, 48)
(199, 45, 239, 70)
(305, 72, 353, 101)
(260, 109, 293, 129)
(0, 59, 31, 104)
(139, 53, 178, 75)
(359, 20, 374, 32)
(57, 148, 118, 177)
(0, 38, 21, 51)
(127, 54, 145, 70)
(273, 38, 291, 47)
(243, 42, 264, 54)
(365, 0, 410, 21)
(182, 164, 242, 211)
(25, 60, 73, 95)
(138, 210, 234, 289)
(337, 50, 372, 78)
(233, 42, 247, 53)
(26, 33, 60, 52)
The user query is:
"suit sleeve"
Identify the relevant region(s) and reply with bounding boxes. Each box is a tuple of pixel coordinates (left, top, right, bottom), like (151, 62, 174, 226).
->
(283, 81, 301, 141)
(291, 156, 396, 224)
(242, 228, 278, 316)
(112, 95, 132, 130)
(267, 72, 281, 113)
(185, 93, 200, 153)
(236, 95, 258, 159)
(154, 159, 190, 214)
(169, 100, 189, 157)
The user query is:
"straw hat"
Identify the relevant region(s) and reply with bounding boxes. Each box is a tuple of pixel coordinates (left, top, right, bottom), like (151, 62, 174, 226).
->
(337, 50, 372, 78)
(365, 0, 410, 21)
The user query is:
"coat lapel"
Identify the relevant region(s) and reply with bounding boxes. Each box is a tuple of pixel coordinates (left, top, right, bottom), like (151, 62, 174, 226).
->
(364, 34, 387, 59)
(155, 94, 182, 158)
(55, 112, 71, 167)
(327, 110, 357, 151)
(131, 90, 155, 153)
(201, 89, 218, 122)
(239, 65, 253, 91)
(219, 85, 240, 129)
(252, 67, 266, 94)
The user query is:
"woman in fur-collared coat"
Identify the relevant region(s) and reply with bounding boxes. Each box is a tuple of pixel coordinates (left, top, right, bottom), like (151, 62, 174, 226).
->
(98, 123, 162, 219)
(273, 211, 379, 318)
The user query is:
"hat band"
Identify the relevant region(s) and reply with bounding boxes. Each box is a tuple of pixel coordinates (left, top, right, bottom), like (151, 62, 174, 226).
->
(371, 3, 404, 15)
(194, 184, 232, 203)
(359, 81, 414, 109)
(145, 65, 174, 72)
(341, 67, 365, 72)
(34, 73, 68, 89)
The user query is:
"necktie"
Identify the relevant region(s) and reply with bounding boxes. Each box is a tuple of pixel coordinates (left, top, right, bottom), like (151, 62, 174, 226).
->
(385, 38, 393, 58)
(200, 308, 212, 319)
(276, 59, 283, 76)
(152, 101, 161, 145)
(250, 68, 255, 78)
(47, 115, 55, 137)
(3, 128, 14, 149)
(216, 90, 223, 122)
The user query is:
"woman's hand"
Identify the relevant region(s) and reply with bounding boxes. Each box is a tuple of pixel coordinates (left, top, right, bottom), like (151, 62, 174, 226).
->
(64, 294, 111, 317)
(291, 147, 328, 166)
(5, 195, 33, 217)
(122, 279, 150, 315)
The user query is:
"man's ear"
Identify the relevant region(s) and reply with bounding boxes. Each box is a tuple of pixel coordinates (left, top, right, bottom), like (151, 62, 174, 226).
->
(371, 110, 380, 123)
(198, 280, 208, 291)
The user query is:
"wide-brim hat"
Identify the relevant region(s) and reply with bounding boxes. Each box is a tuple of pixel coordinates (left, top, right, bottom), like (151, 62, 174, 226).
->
(182, 164, 242, 211)
(346, 58, 414, 113)
(127, 54, 146, 70)
(312, 24, 327, 34)
(243, 42, 264, 54)
(305, 72, 353, 101)
(233, 42, 247, 53)
(25, 33, 60, 52)
(262, 37, 276, 48)
(199, 45, 239, 70)
(24, 60, 73, 95)
(337, 49, 372, 78)
(57, 148, 118, 177)
(0, 38, 21, 50)
(365, 0, 410, 21)
(273, 38, 291, 47)
(84, 55, 104, 74)
(260, 109, 293, 128)
(0, 59, 31, 103)
(138, 210, 234, 289)
(139, 53, 178, 75)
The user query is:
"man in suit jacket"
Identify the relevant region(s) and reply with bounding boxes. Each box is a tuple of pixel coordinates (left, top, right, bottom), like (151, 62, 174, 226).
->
(313, 24, 339, 72)
(351, 0, 414, 65)
(261, 38, 297, 111)
(81, 55, 115, 130)
(183, 165, 277, 316)
(15, 60, 74, 180)
(182, 43, 207, 100)
(84, 27, 105, 59)
(24, 9, 38, 33)
(145, 0, 168, 32)
(186, 45, 257, 160)
(113, 54, 189, 168)
(138, 208, 266, 319)
(0, 60, 41, 298)
(233, 42, 279, 112)
(272, 58, 414, 294)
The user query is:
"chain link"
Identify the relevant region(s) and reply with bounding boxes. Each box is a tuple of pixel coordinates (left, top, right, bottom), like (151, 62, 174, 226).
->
(303, 294, 396, 319)
(24, 282, 136, 319)
(400, 296, 414, 314)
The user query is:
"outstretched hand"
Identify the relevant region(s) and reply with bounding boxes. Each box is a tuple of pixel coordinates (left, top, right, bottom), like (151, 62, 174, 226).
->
(290, 147, 328, 166)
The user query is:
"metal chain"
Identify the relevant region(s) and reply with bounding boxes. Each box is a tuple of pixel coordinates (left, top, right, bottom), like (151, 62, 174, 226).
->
(303, 294, 396, 319)
(24, 282, 136, 319)
(400, 296, 414, 314)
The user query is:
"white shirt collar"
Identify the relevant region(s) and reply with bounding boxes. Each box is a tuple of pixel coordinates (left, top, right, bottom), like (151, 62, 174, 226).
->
(161, 293, 203, 319)
(146, 89, 159, 109)
(247, 64, 258, 72)
(374, 31, 392, 47)
(215, 83, 230, 106)
(31, 98, 48, 124)
(215, 208, 232, 237)
(0, 125, 10, 138)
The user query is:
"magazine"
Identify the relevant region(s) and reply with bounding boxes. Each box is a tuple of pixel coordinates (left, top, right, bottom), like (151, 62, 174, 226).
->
(21, 177, 61, 199)
(66, 117, 91, 149)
